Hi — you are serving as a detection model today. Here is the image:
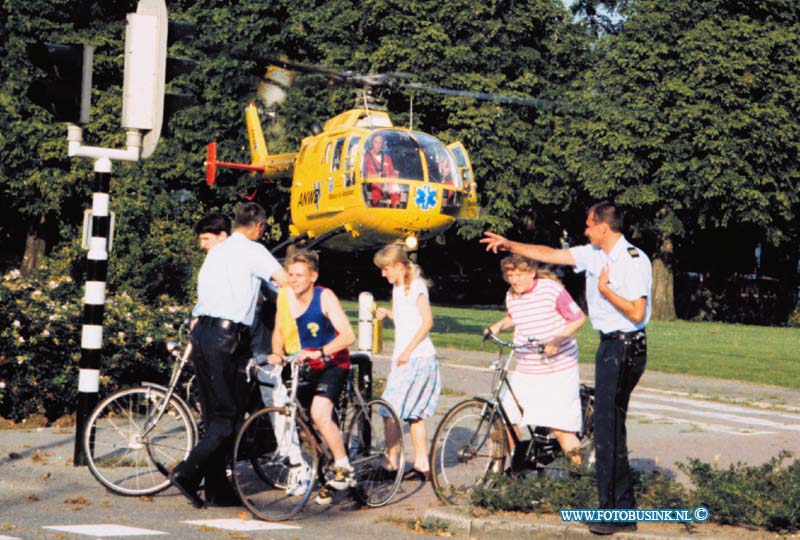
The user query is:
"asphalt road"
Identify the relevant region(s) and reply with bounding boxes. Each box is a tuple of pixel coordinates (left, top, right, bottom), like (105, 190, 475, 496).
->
(1, 349, 799, 539)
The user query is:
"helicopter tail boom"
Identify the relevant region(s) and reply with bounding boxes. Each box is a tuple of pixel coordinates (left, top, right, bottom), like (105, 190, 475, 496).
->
(203, 102, 296, 186)
(204, 142, 273, 186)
(246, 102, 269, 166)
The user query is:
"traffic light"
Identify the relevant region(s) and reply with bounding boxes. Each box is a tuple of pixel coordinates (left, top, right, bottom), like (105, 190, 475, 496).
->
(162, 21, 197, 137)
(27, 42, 93, 124)
(121, 0, 195, 159)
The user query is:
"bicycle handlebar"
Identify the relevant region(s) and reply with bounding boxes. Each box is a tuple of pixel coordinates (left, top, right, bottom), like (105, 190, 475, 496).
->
(482, 331, 545, 353)
(245, 354, 301, 383)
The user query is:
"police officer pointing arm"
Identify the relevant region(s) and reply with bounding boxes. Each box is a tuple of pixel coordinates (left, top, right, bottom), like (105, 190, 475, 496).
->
(482, 202, 652, 536)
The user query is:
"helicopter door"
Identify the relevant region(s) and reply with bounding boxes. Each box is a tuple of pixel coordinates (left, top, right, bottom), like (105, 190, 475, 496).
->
(448, 142, 479, 219)
(327, 136, 346, 195)
(343, 136, 360, 188)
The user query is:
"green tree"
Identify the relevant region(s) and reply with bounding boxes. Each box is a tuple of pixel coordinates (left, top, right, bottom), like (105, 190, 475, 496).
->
(554, 0, 800, 319)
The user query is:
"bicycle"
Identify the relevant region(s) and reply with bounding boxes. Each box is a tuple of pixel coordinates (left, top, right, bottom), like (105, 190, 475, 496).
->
(429, 331, 595, 505)
(231, 352, 405, 521)
(82, 321, 199, 496)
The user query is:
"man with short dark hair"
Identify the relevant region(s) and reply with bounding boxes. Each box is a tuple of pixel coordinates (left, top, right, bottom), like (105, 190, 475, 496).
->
(194, 212, 230, 252)
(482, 202, 652, 536)
(171, 203, 289, 508)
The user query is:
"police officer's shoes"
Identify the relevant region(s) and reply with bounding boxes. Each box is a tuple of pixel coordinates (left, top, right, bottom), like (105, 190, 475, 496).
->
(325, 464, 356, 490)
(169, 468, 204, 509)
(587, 522, 637, 535)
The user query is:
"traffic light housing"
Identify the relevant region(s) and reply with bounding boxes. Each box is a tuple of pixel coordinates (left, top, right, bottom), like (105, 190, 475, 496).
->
(28, 42, 93, 124)
(122, 0, 195, 158)
(162, 23, 197, 137)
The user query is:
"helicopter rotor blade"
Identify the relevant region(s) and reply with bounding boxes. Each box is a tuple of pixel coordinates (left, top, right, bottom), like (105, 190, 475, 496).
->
(239, 53, 583, 112)
(397, 82, 583, 112)
(252, 55, 350, 84)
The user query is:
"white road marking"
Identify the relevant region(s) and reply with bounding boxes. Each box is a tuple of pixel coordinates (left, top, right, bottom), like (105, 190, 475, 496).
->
(441, 361, 494, 372)
(629, 411, 775, 436)
(637, 386, 800, 413)
(42, 524, 166, 536)
(441, 361, 800, 436)
(629, 400, 799, 432)
(0, 535, 21, 540)
(182, 518, 300, 531)
(635, 392, 800, 422)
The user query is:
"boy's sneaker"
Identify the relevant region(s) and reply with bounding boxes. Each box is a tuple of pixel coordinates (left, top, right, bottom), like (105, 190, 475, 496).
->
(325, 464, 357, 490)
(314, 487, 333, 505)
(285, 461, 311, 497)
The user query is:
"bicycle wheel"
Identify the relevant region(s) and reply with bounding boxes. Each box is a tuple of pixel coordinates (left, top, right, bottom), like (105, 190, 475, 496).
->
(83, 386, 195, 496)
(233, 407, 318, 521)
(430, 398, 508, 505)
(345, 398, 404, 507)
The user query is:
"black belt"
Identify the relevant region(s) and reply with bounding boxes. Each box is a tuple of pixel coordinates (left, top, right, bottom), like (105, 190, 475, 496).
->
(198, 316, 248, 334)
(599, 329, 645, 341)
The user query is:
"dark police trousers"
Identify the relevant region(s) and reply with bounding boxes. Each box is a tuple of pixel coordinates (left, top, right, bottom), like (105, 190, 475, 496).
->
(178, 318, 249, 501)
(594, 330, 647, 510)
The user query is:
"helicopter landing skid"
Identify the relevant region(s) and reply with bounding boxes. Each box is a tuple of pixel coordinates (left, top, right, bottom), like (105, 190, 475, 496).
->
(269, 225, 348, 256)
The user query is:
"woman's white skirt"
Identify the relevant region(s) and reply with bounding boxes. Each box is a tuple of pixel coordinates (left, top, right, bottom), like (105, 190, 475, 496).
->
(500, 365, 582, 432)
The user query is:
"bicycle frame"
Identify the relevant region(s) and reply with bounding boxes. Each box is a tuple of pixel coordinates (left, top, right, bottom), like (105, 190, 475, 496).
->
(138, 341, 195, 440)
(250, 356, 374, 470)
(479, 334, 542, 451)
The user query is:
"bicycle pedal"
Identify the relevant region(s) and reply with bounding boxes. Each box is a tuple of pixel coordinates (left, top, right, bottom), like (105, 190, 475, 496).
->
(325, 465, 356, 490)
(315, 487, 333, 505)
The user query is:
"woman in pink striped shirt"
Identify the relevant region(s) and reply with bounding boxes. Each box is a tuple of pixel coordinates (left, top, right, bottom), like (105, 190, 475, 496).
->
(487, 254, 587, 463)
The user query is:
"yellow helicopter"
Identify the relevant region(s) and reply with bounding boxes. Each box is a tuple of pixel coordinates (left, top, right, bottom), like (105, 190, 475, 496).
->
(204, 60, 480, 252)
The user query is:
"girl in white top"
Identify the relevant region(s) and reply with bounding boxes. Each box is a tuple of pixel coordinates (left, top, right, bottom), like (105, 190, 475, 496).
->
(487, 254, 586, 463)
(374, 244, 441, 481)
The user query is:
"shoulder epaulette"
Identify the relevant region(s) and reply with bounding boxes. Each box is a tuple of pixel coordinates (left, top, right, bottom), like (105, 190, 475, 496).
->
(627, 247, 639, 258)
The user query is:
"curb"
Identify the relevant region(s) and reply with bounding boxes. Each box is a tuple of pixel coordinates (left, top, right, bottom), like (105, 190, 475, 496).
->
(423, 507, 740, 540)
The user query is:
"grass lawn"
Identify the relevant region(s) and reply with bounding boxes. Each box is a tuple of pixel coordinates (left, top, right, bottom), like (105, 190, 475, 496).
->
(342, 301, 800, 389)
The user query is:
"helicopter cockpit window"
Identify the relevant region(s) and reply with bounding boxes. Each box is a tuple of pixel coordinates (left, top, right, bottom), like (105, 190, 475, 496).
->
(343, 136, 360, 187)
(361, 131, 421, 209)
(416, 134, 462, 189)
(362, 131, 423, 181)
(331, 137, 345, 172)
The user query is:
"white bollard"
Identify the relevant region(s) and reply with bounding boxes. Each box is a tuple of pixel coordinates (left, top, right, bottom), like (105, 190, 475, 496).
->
(358, 291, 374, 352)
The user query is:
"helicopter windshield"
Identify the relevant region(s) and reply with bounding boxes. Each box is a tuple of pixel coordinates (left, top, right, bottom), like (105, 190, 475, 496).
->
(415, 133, 462, 189)
(361, 130, 422, 209)
(362, 131, 423, 181)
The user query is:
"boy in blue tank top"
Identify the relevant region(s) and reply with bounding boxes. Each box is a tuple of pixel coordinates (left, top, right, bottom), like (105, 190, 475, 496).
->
(269, 250, 356, 504)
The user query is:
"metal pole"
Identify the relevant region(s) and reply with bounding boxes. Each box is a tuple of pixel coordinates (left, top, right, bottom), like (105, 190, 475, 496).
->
(73, 156, 111, 466)
(357, 292, 374, 353)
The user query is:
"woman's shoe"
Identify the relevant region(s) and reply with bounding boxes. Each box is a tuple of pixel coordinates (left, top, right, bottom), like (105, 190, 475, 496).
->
(373, 466, 399, 481)
(401, 468, 431, 482)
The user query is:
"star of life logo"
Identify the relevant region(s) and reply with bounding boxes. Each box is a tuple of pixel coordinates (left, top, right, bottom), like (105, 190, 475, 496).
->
(415, 185, 437, 211)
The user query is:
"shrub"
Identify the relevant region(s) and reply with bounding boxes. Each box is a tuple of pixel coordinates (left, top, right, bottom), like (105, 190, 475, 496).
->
(471, 471, 596, 512)
(470, 454, 800, 534)
(0, 265, 190, 422)
(680, 451, 800, 533)
(633, 470, 690, 509)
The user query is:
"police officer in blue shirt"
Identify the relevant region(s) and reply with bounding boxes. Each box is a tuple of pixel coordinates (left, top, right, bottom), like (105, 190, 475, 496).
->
(482, 202, 651, 536)
(171, 203, 289, 508)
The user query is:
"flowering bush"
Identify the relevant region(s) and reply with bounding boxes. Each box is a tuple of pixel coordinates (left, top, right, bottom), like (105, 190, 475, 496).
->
(0, 265, 191, 423)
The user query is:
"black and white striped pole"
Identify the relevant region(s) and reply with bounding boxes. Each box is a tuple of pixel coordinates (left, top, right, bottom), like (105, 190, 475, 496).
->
(73, 157, 111, 465)
(28, 0, 176, 464)
(67, 0, 185, 465)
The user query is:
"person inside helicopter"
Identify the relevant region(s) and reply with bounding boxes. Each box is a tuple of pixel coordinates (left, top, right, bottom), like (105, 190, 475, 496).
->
(364, 134, 402, 208)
